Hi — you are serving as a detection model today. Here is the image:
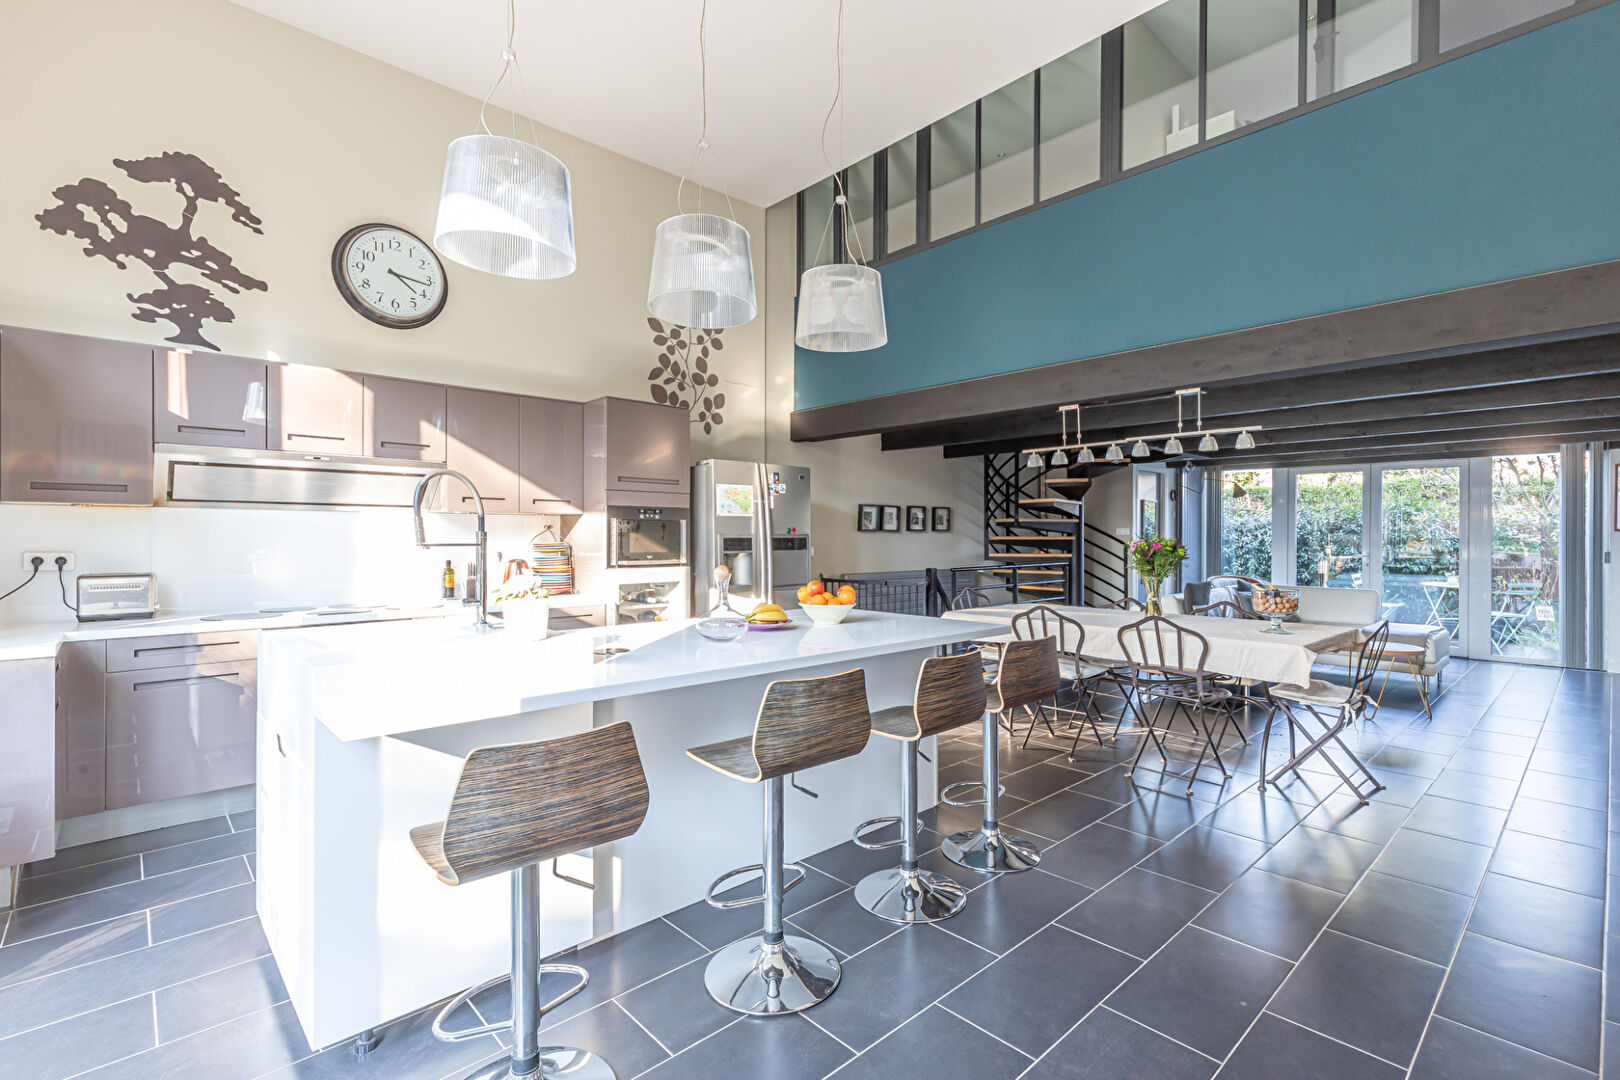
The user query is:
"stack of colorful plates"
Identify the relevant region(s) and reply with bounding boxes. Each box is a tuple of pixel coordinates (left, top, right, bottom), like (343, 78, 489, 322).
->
(530, 538, 574, 596)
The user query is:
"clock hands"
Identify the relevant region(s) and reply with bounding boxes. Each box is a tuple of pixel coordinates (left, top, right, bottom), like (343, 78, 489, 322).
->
(386, 267, 432, 294)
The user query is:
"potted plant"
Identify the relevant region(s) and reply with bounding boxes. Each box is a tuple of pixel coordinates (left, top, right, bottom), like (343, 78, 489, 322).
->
(490, 570, 553, 638)
(1128, 536, 1187, 615)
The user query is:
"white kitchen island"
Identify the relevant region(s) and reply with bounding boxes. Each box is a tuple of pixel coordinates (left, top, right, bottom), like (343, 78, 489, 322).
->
(255, 610, 996, 1048)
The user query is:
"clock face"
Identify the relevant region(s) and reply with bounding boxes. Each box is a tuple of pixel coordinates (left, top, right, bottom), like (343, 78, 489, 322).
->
(331, 224, 447, 329)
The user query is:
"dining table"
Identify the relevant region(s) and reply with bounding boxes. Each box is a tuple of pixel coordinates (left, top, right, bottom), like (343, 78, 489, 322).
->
(940, 604, 1365, 689)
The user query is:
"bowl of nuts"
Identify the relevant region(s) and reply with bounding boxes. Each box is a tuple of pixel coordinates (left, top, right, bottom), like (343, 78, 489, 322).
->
(1253, 588, 1299, 635)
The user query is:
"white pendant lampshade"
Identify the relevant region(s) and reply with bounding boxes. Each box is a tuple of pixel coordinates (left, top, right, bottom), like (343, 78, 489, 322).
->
(1198, 433, 1219, 452)
(1025, 451, 1043, 469)
(1077, 446, 1096, 464)
(1105, 444, 1124, 463)
(796, 264, 887, 351)
(1130, 439, 1150, 458)
(1051, 449, 1068, 466)
(1235, 430, 1256, 450)
(647, 213, 757, 328)
(435, 134, 575, 280)
(1164, 436, 1184, 454)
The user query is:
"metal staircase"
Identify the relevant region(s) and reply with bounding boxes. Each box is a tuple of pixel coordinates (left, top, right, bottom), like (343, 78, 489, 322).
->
(980, 453, 1125, 607)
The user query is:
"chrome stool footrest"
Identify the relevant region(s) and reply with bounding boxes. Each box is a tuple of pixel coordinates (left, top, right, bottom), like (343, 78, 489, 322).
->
(704, 862, 805, 909)
(940, 779, 1005, 808)
(431, 974, 513, 1043)
(850, 815, 927, 850)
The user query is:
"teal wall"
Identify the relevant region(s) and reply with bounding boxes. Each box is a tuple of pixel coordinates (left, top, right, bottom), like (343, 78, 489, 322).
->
(794, 3, 1620, 410)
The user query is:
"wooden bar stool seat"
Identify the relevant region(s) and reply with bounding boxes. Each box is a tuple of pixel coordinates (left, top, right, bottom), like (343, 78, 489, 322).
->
(851, 652, 983, 923)
(686, 668, 872, 1016)
(414, 723, 650, 1080)
(942, 636, 1057, 874)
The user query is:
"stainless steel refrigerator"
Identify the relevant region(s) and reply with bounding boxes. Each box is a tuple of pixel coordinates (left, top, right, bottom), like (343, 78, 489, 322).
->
(690, 460, 812, 614)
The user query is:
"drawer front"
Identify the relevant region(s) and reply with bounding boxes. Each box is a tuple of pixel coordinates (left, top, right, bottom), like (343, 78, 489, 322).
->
(105, 661, 256, 810)
(106, 630, 259, 673)
(549, 606, 605, 630)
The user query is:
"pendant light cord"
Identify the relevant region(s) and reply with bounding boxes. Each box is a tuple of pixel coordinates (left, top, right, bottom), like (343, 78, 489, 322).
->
(475, 0, 542, 147)
(674, 0, 741, 222)
(815, 0, 868, 267)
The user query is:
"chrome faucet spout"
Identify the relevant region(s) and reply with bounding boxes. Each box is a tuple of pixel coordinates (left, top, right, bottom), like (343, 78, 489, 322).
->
(411, 469, 490, 629)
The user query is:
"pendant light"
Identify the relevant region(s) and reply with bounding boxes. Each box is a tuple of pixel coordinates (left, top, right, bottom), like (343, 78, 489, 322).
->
(647, 0, 757, 328)
(1077, 446, 1096, 464)
(1130, 439, 1151, 458)
(796, 0, 888, 352)
(1164, 436, 1184, 454)
(1235, 430, 1256, 450)
(1025, 450, 1044, 469)
(435, 0, 575, 280)
(1198, 433, 1219, 452)
(1105, 444, 1124, 463)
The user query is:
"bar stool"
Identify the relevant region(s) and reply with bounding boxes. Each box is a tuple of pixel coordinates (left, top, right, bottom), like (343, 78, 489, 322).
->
(941, 636, 1059, 873)
(850, 652, 983, 923)
(686, 668, 872, 1015)
(412, 723, 650, 1080)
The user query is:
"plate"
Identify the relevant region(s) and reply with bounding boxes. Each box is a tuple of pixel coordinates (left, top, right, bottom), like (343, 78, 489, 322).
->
(746, 620, 798, 631)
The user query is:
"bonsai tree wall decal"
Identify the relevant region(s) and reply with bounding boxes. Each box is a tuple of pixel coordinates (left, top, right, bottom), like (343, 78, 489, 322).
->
(37, 152, 267, 350)
(646, 316, 727, 434)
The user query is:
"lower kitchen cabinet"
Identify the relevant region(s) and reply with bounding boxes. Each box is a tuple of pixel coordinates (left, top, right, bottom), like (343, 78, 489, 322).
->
(56, 640, 108, 818)
(0, 657, 56, 868)
(104, 660, 257, 810)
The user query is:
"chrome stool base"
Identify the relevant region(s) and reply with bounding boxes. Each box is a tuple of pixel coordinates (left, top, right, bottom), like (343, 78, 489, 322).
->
(704, 934, 841, 1015)
(464, 1047, 615, 1080)
(942, 826, 1041, 873)
(855, 866, 968, 923)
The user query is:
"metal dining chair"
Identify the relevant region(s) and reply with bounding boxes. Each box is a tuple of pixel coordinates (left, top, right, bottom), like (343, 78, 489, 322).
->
(1117, 615, 1241, 795)
(1189, 600, 1265, 746)
(1010, 605, 1114, 750)
(1262, 621, 1390, 804)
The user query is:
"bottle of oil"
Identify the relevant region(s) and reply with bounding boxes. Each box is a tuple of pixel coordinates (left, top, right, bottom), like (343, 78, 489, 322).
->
(442, 560, 456, 599)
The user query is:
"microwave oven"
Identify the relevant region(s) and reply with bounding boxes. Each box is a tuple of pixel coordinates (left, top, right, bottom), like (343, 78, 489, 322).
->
(608, 505, 688, 567)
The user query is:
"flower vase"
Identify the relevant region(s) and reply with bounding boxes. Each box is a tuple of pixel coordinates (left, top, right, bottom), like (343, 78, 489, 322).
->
(1145, 579, 1163, 616)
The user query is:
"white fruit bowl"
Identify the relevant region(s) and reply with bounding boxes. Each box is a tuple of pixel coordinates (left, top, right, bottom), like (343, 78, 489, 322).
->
(799, 602, 856, 625)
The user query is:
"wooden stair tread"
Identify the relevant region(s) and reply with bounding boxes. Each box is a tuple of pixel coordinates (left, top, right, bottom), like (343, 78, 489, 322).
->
(1014, 584, 1067, 593)
(986, 536, 1075, 547)
(983, 567, 1065, 576)
(1043, 477, 1091, 487)
(988, 552, 1070, 559)
(993, 517, 1076, 527)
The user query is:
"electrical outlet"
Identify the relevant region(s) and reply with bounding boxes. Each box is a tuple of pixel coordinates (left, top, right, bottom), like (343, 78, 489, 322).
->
(23, 551, 74, 571)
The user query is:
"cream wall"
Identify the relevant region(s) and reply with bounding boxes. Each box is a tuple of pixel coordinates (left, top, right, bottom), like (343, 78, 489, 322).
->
(0, 0, 982, 614)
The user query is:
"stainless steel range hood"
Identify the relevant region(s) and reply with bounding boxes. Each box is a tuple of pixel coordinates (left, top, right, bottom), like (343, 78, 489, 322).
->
(154, 445, 445, 509)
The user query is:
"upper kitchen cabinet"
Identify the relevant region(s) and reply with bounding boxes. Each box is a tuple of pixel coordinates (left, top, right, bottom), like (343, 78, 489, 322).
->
(519, 396, 583, 514)
(585, 397, 691, 504)
(154, 349, 269, 450)
(0, 326, 154, 505)
(268, 364, 363, 456)
(364, 375, 446, 462)
(445, 387, 520, 511)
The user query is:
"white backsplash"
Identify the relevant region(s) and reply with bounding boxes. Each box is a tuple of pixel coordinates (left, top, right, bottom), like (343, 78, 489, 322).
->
(0, 503, 572, 627)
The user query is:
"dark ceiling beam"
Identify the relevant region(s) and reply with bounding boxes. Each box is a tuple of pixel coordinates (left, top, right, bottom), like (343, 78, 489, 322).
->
(881, 336, 1620, 452)
(1203, 431, 1620, 471)
(940, 389, 1620, 458)
(796, 259, 1620, 443)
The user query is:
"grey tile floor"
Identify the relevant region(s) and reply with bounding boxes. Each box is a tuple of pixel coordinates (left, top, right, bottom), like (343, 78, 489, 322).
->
(1, 660, 1615, 1079)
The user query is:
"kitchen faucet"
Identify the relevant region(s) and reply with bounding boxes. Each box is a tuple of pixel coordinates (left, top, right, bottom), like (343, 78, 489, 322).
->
(411, 469, 490, 630)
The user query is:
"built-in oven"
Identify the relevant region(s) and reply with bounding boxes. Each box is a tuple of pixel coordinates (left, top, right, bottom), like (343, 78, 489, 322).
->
(607, 505, 689, 567)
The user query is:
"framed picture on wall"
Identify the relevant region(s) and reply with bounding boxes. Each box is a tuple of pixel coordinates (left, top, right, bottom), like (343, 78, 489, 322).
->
(932, 506, 951, 532)
(857, 504, 880, 532)
(906, 505, 927, 531)
(881, 505, 901, 532)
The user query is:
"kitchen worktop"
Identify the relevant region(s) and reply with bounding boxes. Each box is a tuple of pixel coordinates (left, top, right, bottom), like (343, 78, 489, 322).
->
(261, 610, 1000, 742)
(0, 598, 589, 663)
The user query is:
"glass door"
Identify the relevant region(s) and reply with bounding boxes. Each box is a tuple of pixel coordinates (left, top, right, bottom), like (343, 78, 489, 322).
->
(1480, 454, 1562, 663)
(1294, 470, 1366, 587)
(1379, 466, 1462, 643)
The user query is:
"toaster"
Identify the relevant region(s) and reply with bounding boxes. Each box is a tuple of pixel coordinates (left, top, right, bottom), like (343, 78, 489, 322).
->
(76, 573, 158, 622)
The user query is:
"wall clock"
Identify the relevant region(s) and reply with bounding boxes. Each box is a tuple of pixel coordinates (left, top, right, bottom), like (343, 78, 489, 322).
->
(331, 223, 447, 329)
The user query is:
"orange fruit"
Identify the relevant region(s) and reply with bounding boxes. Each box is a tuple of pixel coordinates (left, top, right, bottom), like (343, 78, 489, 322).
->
(805, 580, 825, 597)
(797, 585, 811, 603)
(836, 585, 857, 605)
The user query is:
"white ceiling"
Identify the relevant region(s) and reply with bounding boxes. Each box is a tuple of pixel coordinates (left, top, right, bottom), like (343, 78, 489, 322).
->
(228, 0, 1162, 207)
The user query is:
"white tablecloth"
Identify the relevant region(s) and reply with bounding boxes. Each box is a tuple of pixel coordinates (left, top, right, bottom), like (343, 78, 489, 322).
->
(941, 605, 1362, 689)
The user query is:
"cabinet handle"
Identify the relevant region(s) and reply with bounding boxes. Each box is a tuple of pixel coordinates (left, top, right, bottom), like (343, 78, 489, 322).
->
(286, 432, 345, 442)
(463, 495, 505, 502)
(380, 440, 431, 449)
(616, 476, 678, 486)
(132, 672, 239, 691)
(132, 641, 240, 657)
(178, 424, 246, 436)
(30, 481, 129, 493)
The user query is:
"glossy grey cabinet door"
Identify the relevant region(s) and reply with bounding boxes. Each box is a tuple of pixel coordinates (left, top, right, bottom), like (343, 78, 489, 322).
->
(0, 326, 154, 504)
(268, 364, 363, 455)
(601, 398, 691, 495)
(0, 657, 56, 868)
(56, 639, 107, 819)
(519, 396, 583, 513)
(153, 349, 269, 449)
(105, 660, 256, 810)
(365, 376, 446, 461)
(445, 387, 520, 511)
